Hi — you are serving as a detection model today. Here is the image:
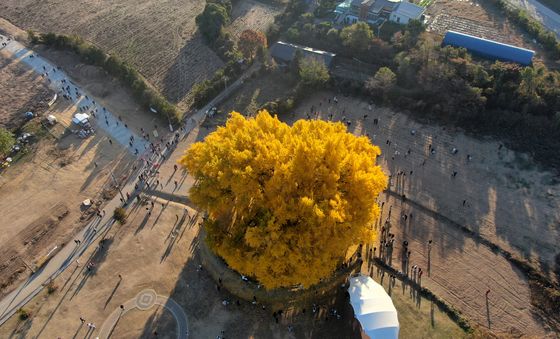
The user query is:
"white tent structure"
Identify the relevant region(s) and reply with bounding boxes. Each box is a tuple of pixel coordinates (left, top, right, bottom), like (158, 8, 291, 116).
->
(348, 274, 399, 339)
(72, 113, 90, 125)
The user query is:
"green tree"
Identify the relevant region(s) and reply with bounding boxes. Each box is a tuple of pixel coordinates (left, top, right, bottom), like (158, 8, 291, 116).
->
(0, 128, 15, 157)
(340, 22, 373, 52)
(179, 111, 387, 288)
(286, 27, 300, 42)
(366, 67, 397, 100)
(196, 3, 230, 41)
(299, 57, 330, 88)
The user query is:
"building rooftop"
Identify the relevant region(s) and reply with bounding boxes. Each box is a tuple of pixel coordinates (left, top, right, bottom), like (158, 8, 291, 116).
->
(393, 1, 424, 19)
(369, 0, 400, 14)
(270, 41, 336, 67)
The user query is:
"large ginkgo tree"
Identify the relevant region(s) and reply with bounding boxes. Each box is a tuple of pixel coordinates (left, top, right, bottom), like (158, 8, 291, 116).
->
(179, 110, 387, 289)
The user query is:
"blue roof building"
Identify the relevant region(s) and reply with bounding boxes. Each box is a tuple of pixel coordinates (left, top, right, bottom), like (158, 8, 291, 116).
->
(442, 30, 535, 66)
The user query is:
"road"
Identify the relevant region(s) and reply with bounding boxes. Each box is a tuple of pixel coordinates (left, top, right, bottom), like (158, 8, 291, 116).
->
(504, 0, 560, 38)
(0, 34, 149, 153)
(0, 34, 258, 337)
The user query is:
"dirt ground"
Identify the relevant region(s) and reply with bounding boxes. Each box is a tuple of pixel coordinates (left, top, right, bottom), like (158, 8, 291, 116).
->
(0, 52, 52, 129)
(0, 0, 280, 109)
(0, 96, 136, 298)
(289, 92, 560, 336)
(226, 0, 284, 40)
(0, 123, 467, 338)
(0, 22, 178, 300)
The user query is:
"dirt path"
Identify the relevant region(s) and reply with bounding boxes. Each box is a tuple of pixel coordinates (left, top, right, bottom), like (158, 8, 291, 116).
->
(292, 92, 560, 336)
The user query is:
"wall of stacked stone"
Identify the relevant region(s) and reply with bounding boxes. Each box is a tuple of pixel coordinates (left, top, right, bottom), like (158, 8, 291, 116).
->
(199, 231, 362, 308)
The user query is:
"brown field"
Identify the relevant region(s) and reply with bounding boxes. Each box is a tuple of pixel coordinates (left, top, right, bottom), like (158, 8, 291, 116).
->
(0, 0, 281, 110)
(291, 92, 560, 336)
(226, 0, 283, 40)
(0, 52, 52, 129)
(0, 29, 172, 299)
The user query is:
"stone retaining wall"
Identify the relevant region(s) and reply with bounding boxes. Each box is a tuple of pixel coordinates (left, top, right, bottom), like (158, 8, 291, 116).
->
(199, 230, 362, 308)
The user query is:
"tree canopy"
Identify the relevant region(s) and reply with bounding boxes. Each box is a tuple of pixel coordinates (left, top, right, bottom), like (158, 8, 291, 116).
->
(299, 57, 330, 88)
(366, 66, 397, 100)
(179, 111, 387, 289)
(238, 29, 267, 60)
(340, 22, 373, 52)
(196, 2, 230, 41)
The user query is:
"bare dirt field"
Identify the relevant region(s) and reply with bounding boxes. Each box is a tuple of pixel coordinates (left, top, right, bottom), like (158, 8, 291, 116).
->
(0, 124, 467, 338)
(290, 92, 560, 336)
(0, 53, 52, 129)
(0, 27, 178, 300)
(227, 0, 284, 40)
(0, 0, 280, 109)
(0, 97, 136, 298)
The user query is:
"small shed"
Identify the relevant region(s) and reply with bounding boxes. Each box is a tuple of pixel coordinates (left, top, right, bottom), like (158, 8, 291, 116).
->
(442, 30, 535, 66)
(270, 41, 336, 68)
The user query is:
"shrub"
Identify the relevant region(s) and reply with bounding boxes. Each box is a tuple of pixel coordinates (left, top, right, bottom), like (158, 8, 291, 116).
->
(27, 30, 40, 44)
(47, 281, 58, 294)
(17, 308, 30, 321)
(113, 207, 127, 224)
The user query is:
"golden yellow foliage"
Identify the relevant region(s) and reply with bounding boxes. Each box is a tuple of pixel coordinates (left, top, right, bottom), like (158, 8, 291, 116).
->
(179, 110, 387, 289)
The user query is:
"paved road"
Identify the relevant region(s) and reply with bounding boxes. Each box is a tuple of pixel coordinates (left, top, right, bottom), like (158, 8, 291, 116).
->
(0, 34, 149, 153)
(0, 34, 258, 335)
(504, 0, 560, 38)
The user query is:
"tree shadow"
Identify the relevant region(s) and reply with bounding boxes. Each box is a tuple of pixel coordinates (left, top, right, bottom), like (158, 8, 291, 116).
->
(103, 279, 122, 309)
(131, 227, 366, 338)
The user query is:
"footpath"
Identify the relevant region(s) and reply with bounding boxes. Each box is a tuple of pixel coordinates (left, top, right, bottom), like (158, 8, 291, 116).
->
(0, 33, 258, 329)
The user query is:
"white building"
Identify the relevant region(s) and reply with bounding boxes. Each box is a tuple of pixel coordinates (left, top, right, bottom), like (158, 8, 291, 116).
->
(389, 1, 425, 24)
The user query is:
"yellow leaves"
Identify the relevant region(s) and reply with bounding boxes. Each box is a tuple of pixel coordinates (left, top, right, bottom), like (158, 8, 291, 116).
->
(300, 196, 314, 207)
(180, 110, 387, 289)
